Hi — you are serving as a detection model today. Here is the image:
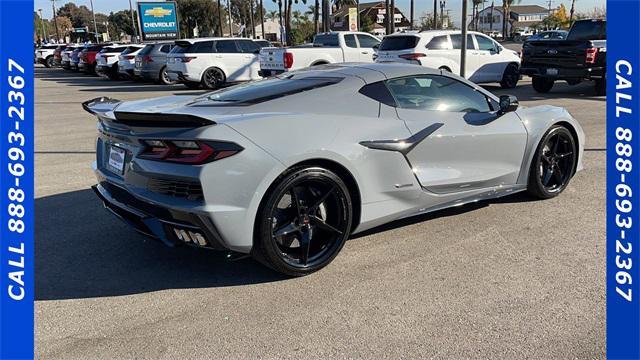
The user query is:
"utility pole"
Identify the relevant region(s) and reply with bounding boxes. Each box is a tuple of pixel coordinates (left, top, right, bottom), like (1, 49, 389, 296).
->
(460, 0, 468, 77)
(51, 0, 61, 42)
(384, 0, 391, 34)
(390, 0, 395, 33)
(439, 1, 445, 29)
(228, 0, 233, 36)
(410, 0, 414, 30)
(128, 0, 138, 42)
(89, 0, 99, 42)
(250, 0, 255, 38)
(433, 0, 437, 29)
(260, 0, 265, 39)
(489, 0, 494, 31)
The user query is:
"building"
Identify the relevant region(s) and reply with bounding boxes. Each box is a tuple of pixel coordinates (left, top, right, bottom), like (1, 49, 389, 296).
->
(473, 5, 549, 34)
(331, 2, 411, 36)
(254, 19, 281, 42)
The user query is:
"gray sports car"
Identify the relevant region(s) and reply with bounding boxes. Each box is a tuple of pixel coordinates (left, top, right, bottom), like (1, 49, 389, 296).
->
(85, 63, 584, 276)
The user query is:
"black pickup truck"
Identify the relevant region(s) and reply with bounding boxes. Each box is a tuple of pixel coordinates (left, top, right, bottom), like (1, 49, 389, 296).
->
(520, 19, 606, 95)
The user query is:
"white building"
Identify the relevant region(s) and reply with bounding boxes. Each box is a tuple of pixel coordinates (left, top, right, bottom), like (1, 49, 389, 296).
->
(473, 5, 549, 34)
(254, 19, 281, 42)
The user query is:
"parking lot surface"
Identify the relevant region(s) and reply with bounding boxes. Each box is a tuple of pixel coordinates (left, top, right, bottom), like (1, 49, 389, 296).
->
(35, 66, 605, 359)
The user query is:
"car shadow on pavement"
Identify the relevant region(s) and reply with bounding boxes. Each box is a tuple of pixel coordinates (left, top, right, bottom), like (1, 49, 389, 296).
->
(35, 189, 287, 301)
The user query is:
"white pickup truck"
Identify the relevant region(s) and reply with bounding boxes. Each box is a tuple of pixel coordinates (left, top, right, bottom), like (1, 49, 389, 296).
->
(259, 32, 381, 76)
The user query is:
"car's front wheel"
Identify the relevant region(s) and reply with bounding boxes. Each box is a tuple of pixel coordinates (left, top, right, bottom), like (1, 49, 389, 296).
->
(44, 56, 54, 68)
(500, 63, 519, 89)
(201, 68, 225, 89)
(532, 76, 554, 93)
(527, 125, 577, 199)
(159, 66, 176, 85)
(254, 166, 353, 276)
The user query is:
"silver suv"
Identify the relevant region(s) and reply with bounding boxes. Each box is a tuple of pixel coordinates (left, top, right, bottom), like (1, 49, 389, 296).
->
(133, 41, 176, 85)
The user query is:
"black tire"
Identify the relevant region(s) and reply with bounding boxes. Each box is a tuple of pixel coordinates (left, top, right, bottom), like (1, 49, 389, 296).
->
(532, 76, 554, 93)
(439, 66, 452, 73)
(595, 77, 606, 96)
(500, 63, 519, 89)
(107, 64, 120, 80)
(44, 56, 54, 68)
(158, 66, 176, 85)
(183, 81, 201, 89)
(527, 125, 577, 199)
(201, 67, 225, 89)
(253, 166, 353, 276)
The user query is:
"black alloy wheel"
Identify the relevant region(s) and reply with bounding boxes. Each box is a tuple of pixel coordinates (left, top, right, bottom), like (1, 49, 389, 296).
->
(254, 167, 352, 276)
(159, 66, 175, 85)
(527, 125, 577, 199)
(500, 63, 519, 89)
(532, 76, 554, 93)
(45, 56, 54, 68)
(202, 68, 225, 89)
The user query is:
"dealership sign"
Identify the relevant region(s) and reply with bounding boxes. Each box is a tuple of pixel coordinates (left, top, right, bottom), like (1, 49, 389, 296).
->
(137, 2, 179, 40)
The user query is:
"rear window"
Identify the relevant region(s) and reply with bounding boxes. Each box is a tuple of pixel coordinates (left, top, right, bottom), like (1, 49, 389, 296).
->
(87, 45, 104, 52)
(100, 46, 128, 53)
(313, 34, 339, 47)
(138, 44, 155, 55)
(121, 46, 142, 55)
(567, 20, 606, 40)
(171, 42, 193, 53)
(379, 36, 419, 51)
(202, 76, 344, 105)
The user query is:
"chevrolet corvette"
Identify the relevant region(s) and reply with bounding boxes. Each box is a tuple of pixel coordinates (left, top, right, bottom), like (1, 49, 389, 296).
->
(84, 63, 584, 276)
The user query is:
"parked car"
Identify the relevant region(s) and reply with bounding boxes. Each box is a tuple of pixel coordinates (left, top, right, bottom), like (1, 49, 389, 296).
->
(375, 30, 521, 88)
(520, 19, 606, 94)
(79, 43, 114, 75)
(526, 30, 568, 41)
(166, 37, 264, 89)
(95, 45, 131, 79)
(52, 45, 67, 66)
(84, 63, 584, 276)
(60, 45, 81, 69)
(116, 45, 145, 79)
(259, 32, 380, 76)
(69, 46, 87, 71)
(36, 44, 60, 68)
(133, 41, 176, 84)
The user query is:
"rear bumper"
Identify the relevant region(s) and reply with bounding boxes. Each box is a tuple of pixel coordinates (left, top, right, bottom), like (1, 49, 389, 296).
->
(520, 65, 605, 80)
(258, 69, 284, 77)
(134, 68, 157, 80)
(95, 64, 114, 76)
(166, 70, 199, 83)
(92, 181, 229, 251)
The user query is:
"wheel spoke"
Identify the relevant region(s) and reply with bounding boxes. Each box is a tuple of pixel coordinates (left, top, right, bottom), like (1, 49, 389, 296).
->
(553, 164, 564, 184)
(309, 185, 336, 212)
(541, 154, 552, 164)
(290, 186, 304, 222)
(274, 222, 302, 238)
(556, 151, 573, 159)
(542, 166, 554, 186)
(551, 135, 560, 156)
(310, 215, 343, 235)
(299, 230, 311, 265)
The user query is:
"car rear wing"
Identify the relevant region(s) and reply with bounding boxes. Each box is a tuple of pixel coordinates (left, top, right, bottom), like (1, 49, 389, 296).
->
(82, 97, 216, 128)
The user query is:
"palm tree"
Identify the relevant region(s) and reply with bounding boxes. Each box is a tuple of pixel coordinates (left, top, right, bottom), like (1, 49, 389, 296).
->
(332, 0, 356, 9)
(501, 0, 519, 39)
(314, 0, 320, 33)
(267, 10, 278, 21)
(473, 0, 483, 30)
(259, 0, 265, 39)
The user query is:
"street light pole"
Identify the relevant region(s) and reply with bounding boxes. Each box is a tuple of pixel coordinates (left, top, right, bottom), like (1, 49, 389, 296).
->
(89, 0, 99, 42)
(51, 0, 61, 42)
(440, 1, 445, 29)
(433, 0, 437, 29)
(390, 0, 395, 33)
(128, 0, 138, 42)
(460, 0, 468, 77)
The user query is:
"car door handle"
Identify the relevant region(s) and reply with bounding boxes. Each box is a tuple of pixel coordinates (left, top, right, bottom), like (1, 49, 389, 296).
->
(361, 51, 369, 54)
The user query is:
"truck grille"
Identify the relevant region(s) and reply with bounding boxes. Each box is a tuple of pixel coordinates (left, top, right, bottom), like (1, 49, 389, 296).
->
(147, 178, 204, 200)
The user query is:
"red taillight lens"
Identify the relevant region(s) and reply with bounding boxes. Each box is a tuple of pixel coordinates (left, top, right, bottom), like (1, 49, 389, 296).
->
(180, 56, 197, 63)
(585, 48, 598, 64)
(139, 140, 243, 164)
(399, 53, 427, 60)
(284, 52, 294, 69)
(143, 55, 154, 63)
(124, 55, 136, 60)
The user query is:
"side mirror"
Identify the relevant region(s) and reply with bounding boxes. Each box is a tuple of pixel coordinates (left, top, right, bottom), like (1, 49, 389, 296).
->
(494, 46, 502, 53)
(499, 95, 518, 114)
(373, 44, 380, 50)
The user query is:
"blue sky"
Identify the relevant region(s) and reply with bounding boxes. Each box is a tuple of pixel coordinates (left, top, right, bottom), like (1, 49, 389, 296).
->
(35, 0, 605, 27)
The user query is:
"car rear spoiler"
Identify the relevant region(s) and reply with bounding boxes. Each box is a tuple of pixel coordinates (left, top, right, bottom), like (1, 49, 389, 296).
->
(82, 97, 216, 128)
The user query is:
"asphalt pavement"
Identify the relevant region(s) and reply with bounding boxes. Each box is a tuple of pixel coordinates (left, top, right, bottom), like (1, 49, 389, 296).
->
(35, 65, 605, 359)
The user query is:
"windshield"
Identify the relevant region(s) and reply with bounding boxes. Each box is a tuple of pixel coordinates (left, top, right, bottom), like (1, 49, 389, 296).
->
(379, 36, 419, 51)
(202, 76, 344, 105)
(567, 20, 606, 40)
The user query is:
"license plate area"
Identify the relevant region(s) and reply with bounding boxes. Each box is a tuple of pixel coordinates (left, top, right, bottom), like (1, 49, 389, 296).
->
(546, 68, 559, 76)
(107, 145, 126, 175)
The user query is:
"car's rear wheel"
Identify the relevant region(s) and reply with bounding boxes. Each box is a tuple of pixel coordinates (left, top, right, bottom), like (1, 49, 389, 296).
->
(201, 68, 225, 89)
(254, 167, 352, 276)
(532, 76, 554, 93)
(527, 125, 577, 199)
(500, 63, 519, 89)
(107, 64, 120, 80)
(159, 66, 175, 85)
(44, 56, 54, 68)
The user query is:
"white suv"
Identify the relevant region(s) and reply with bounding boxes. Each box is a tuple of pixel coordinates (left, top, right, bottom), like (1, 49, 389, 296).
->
(375, 30, 521, 88)
(166, 37, 262, 89)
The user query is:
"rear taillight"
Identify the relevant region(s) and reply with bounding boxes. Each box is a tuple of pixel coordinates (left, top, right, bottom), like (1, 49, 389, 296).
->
(284, 52, 294, 69)
(124, 55, 135, 60)
(179, 56, 197, 63)
(142, 55, 154, 63)
(585, 48, 599, 64)
(399, 53, 427, 60)
(103, 54, 114, 58)
(138, 140, 243, 164)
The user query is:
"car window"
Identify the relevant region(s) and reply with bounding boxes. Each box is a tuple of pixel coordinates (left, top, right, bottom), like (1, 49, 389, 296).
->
(139, 45, 154, 55)
(313, 34, 339, 47)
(121, 46, 141, 55)
(344, 34, 357, 48)
(238, 39, 260, 53)
(192, 41, 215, 53)
(450, 34, 475, 50)
(379, 35, 419, 51)
(426, 35, 449, 49)
(385, 75, 491, 113)
(357, 34, 380, 48)
(159, 44, 172, 53)
(202, 76, 344, 105)
(215, 40, 240, 53)
(475, 35, 496, 51)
